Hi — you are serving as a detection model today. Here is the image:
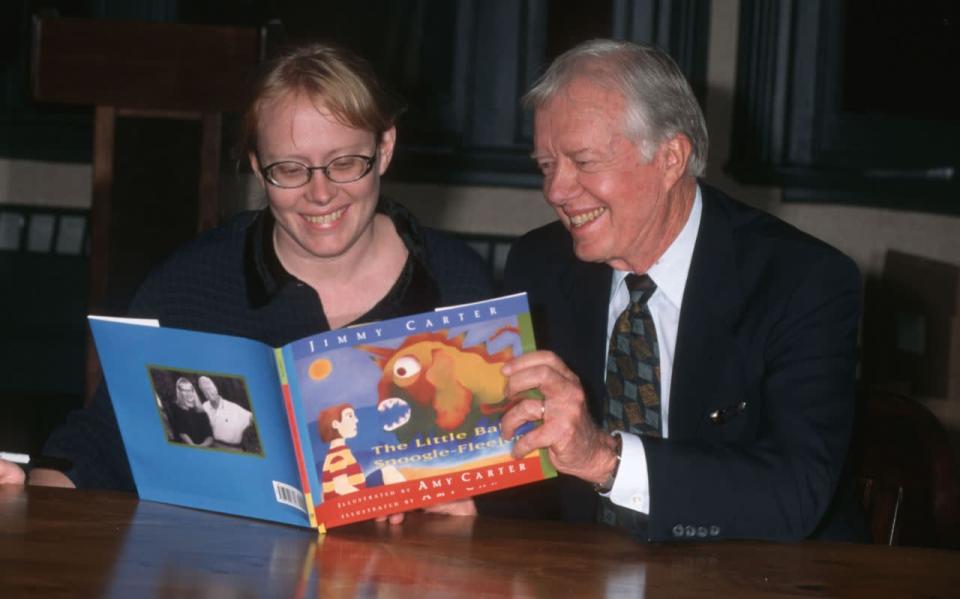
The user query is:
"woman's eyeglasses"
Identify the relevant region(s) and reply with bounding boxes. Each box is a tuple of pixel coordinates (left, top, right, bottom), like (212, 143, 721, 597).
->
(260, 150, 378, 188)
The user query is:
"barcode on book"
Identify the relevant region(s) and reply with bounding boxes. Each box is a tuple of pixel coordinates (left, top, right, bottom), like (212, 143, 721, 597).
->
(272, 480, 306, 513)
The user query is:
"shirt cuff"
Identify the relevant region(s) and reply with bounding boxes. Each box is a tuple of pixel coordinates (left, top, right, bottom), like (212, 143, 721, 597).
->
(606, 431, 650, 514)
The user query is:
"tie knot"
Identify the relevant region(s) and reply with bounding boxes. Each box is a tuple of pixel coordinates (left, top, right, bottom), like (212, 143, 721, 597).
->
(625, 273, 656, 305)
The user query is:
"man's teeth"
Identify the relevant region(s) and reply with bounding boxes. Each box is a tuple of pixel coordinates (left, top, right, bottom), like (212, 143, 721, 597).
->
(570, 207, 605, 227)
(304, 208, 345, 225)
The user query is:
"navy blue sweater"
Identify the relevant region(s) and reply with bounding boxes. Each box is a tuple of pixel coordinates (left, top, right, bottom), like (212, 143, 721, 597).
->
(43, 199, 494, 489)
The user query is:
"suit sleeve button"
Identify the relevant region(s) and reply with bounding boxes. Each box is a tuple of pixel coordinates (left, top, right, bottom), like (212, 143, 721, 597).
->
(709, 526, 720, 536)
(685, 525, 696, 537)
(672, 524, 685, 537)
(697, 526, 708, 538)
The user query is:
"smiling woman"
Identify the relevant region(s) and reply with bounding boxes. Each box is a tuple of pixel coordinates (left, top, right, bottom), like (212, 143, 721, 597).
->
(237, 43, 413, 328)
(250, 92, 404, 326)
(0, 41, 494, 494)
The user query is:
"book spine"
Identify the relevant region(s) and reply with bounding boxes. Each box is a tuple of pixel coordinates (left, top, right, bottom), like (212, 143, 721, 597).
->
(518, 310, 557, 478)
(275, 348, 320, 529)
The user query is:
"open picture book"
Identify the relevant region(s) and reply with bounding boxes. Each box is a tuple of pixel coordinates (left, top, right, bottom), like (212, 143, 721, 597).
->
(89, 292, 555, 532)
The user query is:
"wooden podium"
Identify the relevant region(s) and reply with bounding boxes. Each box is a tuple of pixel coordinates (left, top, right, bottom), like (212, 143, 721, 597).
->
(30, 15, 263, 402)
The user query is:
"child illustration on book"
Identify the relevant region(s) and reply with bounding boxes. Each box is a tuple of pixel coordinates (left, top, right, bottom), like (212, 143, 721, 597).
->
(318, 403, 405, 501)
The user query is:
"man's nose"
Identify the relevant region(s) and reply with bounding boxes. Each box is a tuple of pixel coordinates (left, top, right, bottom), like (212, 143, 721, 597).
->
(543, 162, 580, 206)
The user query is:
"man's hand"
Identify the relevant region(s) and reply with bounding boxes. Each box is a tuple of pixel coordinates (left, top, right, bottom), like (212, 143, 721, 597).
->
(0, 459, 25, 485)
(500, 351, 618, 485)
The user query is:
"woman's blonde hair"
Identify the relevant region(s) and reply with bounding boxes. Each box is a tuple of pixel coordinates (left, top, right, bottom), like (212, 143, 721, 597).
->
(174, 377, 199, 410)
(238, 42, 405, 156)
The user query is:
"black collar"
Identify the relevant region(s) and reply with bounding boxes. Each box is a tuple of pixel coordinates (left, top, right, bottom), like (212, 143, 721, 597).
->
(244, 197, 440, 324)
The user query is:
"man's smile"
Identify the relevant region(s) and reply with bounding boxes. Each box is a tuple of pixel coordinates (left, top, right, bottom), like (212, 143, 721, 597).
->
(569, 207, 606, 228)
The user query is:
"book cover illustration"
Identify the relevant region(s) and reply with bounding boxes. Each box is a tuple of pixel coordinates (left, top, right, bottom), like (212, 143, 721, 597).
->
(89, 293, 554, 531)
(284, 293, 555, 529)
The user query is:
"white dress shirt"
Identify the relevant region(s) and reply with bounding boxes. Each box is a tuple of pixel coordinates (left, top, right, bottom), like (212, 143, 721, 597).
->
(605, 186, 702, 514)
(203, 397, 253, 446)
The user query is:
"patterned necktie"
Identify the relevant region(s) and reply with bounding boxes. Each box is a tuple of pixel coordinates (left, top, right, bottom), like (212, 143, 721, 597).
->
(598, 273, 661, 533)
(604, 273, 661, 437)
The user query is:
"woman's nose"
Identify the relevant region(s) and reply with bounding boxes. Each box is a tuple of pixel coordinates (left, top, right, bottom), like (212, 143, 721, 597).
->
(306, 170, 337, 204)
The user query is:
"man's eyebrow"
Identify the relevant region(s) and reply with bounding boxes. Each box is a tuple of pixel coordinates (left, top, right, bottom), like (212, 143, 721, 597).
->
(531, 147, 592, 160)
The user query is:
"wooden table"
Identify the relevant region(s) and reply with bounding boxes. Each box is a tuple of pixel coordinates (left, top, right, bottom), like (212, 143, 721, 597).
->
(2, 486, 959, 598)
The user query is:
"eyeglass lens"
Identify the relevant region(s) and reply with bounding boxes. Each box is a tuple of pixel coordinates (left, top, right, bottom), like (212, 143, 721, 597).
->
(266, 155, 373, 187)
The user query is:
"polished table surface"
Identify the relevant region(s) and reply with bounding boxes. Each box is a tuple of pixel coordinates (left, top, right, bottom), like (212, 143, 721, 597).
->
(2, 486, 959, 598)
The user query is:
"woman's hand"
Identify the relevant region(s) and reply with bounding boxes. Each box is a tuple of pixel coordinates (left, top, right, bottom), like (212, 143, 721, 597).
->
(26, 468, 76, 488)
(375, 498, 478, 526)
(424, 498, 477, 517)
(0, 459, 25, 485)
(0, 461, 75, 488)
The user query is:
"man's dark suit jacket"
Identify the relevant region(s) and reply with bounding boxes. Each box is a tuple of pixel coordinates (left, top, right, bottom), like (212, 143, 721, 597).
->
(499, 185, 862, 542)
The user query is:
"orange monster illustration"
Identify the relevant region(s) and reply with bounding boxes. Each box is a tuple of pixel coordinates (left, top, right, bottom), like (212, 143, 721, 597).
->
(359, 326, 520, 443)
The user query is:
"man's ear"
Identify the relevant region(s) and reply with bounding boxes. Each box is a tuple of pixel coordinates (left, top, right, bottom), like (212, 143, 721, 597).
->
(249, 152, 266, 188)
(377, 126, 397, 175)
(657, 133, 692, 190)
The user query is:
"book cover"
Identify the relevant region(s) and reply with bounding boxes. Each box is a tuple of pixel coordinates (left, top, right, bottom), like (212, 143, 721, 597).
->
(89, 293, 555, 531)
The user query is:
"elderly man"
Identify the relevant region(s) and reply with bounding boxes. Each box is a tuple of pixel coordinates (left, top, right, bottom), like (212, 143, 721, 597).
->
(198, 376, 253, 449)
(498, 40, 861, 542)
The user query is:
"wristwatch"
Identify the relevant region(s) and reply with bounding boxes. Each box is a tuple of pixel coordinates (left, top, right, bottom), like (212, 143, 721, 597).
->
(593, 433, 622, 494)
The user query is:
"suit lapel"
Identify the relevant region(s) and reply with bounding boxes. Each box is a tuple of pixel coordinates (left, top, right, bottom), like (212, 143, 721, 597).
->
(561, 256, 612, 423)
(669, 189, 745, 439)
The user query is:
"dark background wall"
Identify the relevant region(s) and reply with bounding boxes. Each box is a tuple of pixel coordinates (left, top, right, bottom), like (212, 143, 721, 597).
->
(1, 0, 958, 458)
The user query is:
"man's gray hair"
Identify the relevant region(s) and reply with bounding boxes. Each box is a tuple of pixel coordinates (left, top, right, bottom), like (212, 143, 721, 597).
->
(524, 39, 708, 177)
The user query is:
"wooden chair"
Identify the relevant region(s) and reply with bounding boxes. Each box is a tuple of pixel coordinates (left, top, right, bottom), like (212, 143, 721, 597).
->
(30, 15, 263, 402)
(853, 387, 960, 548)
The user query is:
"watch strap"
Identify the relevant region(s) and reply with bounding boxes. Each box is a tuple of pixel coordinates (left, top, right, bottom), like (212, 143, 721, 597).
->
(593, 433, 622, 494)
